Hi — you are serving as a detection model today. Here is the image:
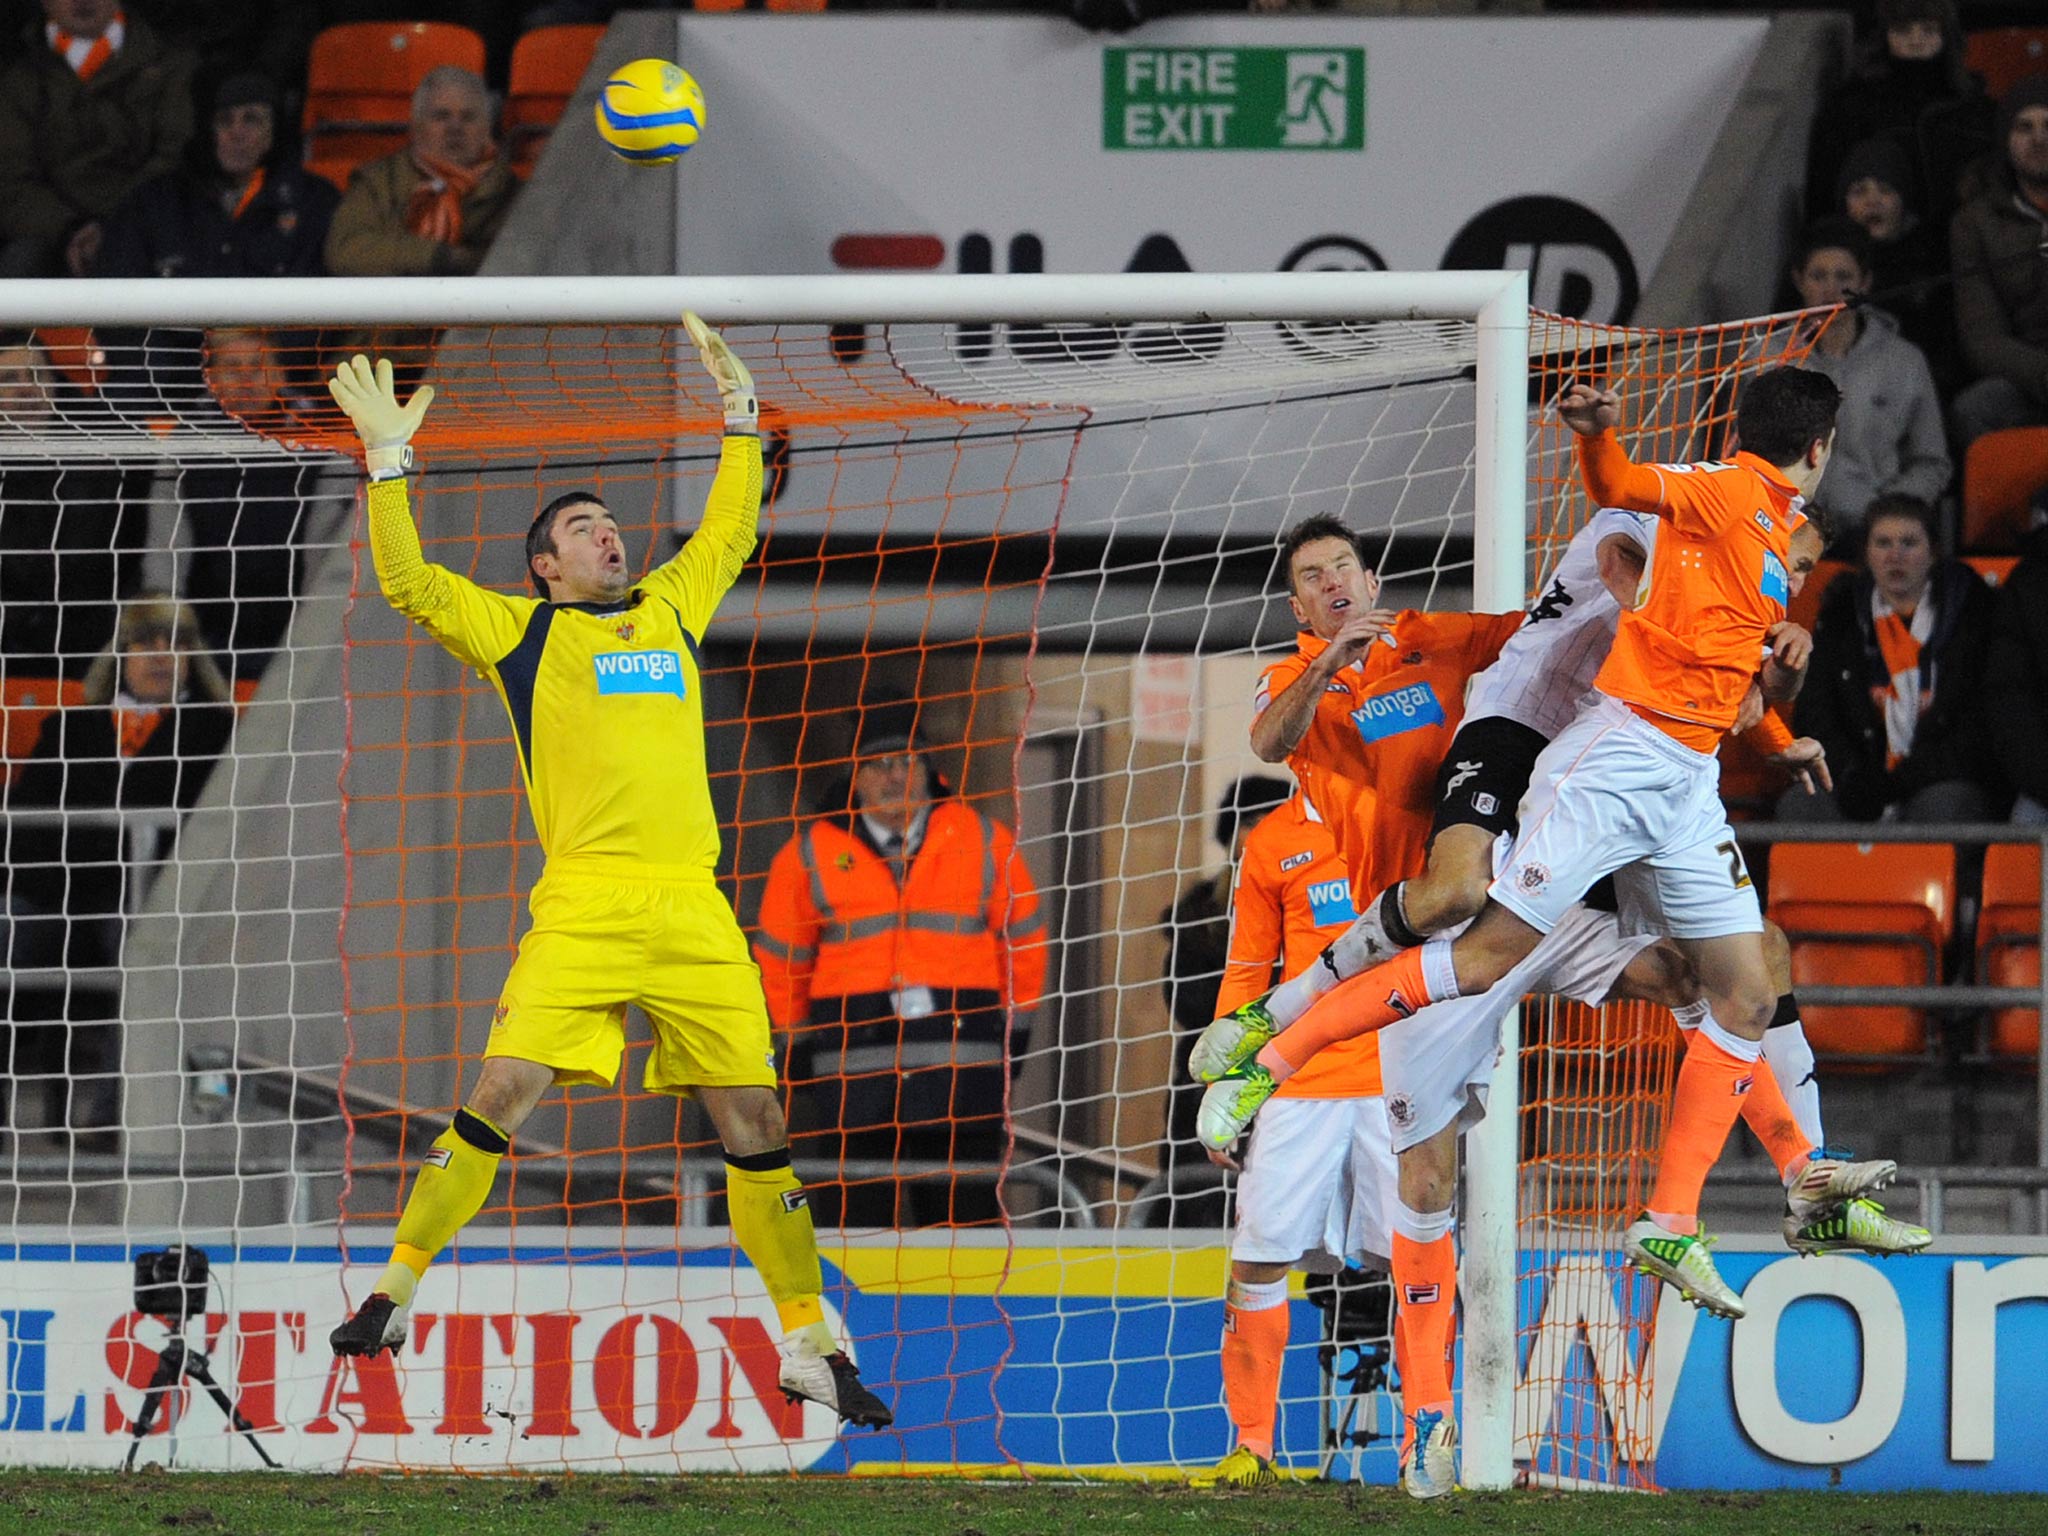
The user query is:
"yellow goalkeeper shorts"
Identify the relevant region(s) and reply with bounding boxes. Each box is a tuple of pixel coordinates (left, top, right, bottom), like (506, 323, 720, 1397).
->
(486, 863, 778, 1095)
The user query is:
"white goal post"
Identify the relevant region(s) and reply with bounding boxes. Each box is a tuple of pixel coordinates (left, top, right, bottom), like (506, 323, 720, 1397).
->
(0, 272, 1529, 1485)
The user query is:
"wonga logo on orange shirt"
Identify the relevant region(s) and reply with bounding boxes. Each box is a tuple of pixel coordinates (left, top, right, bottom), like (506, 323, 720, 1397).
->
(1349, 681, 1445, 743)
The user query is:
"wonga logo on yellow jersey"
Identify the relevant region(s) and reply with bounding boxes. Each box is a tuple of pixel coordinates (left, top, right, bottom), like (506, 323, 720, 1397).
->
(593, 650, 687, 699)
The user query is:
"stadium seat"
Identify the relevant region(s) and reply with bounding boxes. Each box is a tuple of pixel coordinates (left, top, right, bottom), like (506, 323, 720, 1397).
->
(1767, 841, 1955, 1060)
(504, 25, 605, 178)
(302, 22, 487, 192)
(1, 675, 84, 784)
(1964, 27, 2048, 103)
(1978, 843, 2043, 1063)
(34, 326, 102, 395)
(1962, 427, 2048, 553)
(1966, 555, 2018, 588)
(1784, 558, 1851, 638)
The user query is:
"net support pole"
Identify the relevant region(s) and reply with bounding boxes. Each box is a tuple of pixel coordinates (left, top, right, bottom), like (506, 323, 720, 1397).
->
(1462, 272, 1531, 1494)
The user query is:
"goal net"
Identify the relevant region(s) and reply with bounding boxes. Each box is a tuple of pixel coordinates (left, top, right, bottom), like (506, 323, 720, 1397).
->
(0, 277, 1819, 1484)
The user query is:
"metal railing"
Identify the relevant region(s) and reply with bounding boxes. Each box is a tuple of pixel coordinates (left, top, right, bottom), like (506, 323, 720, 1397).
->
(1733, 820, 2048, 1168)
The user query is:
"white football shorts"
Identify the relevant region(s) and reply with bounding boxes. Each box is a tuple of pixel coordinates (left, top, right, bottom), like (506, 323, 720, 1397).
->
(1491, 694, 1764, 941)
(1232, 1095, 1398, 1272)
(1377, 901, 1657, 1153)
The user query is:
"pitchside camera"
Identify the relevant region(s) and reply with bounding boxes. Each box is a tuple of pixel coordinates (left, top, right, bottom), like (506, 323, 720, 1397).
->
(134, 1244, 209, 1324)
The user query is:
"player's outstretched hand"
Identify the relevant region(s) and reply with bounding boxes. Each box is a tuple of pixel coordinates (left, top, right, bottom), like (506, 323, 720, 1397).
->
(1769, 736, 1833, 795)
(683, 310, 758, 435)
(1556, 381, 1620, 437)
(328, 355, 434, 479)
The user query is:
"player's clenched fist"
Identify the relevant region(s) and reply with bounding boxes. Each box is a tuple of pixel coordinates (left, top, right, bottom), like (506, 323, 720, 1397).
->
(1555, 381, 1620, 437)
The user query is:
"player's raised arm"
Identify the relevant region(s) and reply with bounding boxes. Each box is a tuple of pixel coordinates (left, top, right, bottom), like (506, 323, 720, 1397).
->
(1556, 382, 1676, 518)
(644, 312, 763, 634)
(329, 354, 530, 670)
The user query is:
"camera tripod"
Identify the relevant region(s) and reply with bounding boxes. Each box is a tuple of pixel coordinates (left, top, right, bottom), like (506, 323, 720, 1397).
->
(122, 1324, 279, 1470)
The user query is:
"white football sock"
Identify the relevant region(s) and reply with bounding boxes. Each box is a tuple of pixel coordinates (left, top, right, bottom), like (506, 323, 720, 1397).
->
(1266, 947, 1340, 1026)
(1762, 1016, 1823, 1150)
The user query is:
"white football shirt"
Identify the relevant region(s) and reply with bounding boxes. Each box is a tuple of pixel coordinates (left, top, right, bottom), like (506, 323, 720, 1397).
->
(1464, 508, 1654, 739)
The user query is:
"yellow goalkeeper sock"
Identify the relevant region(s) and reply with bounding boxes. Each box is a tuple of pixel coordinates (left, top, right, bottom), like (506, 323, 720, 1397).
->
(726, 1147, 833, 1350)
(377, 1108, 511, 1306)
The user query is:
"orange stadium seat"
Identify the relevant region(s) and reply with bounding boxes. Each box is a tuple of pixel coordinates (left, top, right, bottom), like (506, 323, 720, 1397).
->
(1978, 843, 2043, 1063)
(1962, 427, 2048, 553)
(1, 675, 84, 784)
(504, 24, 605, 178)
(1965, 28, 2048, 103)
(302, 21, 487, 192)
(1767, 841, 1955, 1060)
(1967, 555, 2018, 588)
(1784, 557, 1851, 638)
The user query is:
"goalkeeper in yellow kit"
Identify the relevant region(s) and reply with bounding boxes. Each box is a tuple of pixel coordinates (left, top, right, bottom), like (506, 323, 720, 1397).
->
(324, 316, 891, 1429)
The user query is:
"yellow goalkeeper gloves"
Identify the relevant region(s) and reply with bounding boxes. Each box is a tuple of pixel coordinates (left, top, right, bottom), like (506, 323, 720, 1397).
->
(684, 310, 757, 435)
(328, 354, 436, 479)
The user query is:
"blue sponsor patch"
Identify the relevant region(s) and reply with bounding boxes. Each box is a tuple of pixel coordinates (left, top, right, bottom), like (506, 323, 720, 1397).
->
(1350, 681, 1446, 744)
(1760, 550, 1789, 605)
(593, 649, 687, 698)
(1307, 877, 1359, 927)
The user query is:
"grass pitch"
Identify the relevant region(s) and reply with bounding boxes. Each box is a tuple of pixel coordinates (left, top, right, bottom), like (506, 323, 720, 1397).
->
(3, 1473, 2043, 1536)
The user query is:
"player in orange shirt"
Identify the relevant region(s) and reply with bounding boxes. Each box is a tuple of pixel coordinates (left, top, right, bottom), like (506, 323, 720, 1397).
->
(1193, 515, 1699, 1498)
(1188, 788, 1393, 1490)
(1196, 369, 1909, 1329)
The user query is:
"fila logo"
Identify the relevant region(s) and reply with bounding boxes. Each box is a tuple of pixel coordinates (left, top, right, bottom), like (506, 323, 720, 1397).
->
(780, 1190, 810, 1214)
(593, 649, 687, 698)
(1443, 760, 1481, 798)
(1387, 988, 1417, 1019)
(1403, 1283, 1441, 1305)
(424, 1148, 453, 1170)
(1754, 509, 1772, 531)
(1279, 850, 1314, 872)
(1732, 1074, 1754, 1097)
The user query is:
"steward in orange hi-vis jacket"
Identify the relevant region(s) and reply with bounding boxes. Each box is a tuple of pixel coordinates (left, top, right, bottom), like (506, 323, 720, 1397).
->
(753, 700, 1047, 1222)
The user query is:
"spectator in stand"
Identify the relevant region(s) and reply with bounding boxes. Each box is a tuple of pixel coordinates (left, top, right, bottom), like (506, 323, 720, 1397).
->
(1788, 218, 1950, 551)
(171, 329, 328, 678)
(97, 71, 337, 281)
(1159, 773, 1291, 1180)
(324, 64, 515, 279)
(1950, 75, 2048, 445)
(0, 0, 194, 278)
(1786, 495, 1999, 824)
(1988, 509, 2048, 824)
(1806, 0, 1991, 230)
(0, 329, 146, 675)
(123, 2, 319, 116)
(2, 594, 235, 1138)
(753, 696, 1047, 1227)
(1835, 135, 1958, 391)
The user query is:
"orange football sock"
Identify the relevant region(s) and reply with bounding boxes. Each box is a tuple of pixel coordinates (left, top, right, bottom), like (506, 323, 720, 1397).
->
(1648, 1023, 1762, 1226)
(1391, 1226, 1458, 1419)
(1221, 1278, 1290, 1462)
(1260, 949, 1434, 1079)
(1739, 1058, 1813, 1182)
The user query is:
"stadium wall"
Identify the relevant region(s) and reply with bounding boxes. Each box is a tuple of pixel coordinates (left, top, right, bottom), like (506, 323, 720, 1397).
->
(2, 1235, 2044, 1489)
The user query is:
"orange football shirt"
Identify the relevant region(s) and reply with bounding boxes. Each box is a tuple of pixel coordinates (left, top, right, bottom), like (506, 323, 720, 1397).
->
(1579, 434, 1809, 750)
(1217, 793, 1381, 1098)
(1253, 609, 1521, 905)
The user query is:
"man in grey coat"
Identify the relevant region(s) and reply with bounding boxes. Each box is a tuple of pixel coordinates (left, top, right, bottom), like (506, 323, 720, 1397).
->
(1789, 218, 1951, 549)
(1950, 73, 2048, 444)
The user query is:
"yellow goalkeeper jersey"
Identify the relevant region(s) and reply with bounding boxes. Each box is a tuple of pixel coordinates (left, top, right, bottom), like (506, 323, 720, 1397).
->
(365, 435, 762, 873)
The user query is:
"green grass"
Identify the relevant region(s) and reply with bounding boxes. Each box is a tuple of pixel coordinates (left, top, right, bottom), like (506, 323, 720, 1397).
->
(1, 1473, 2043, 1536)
